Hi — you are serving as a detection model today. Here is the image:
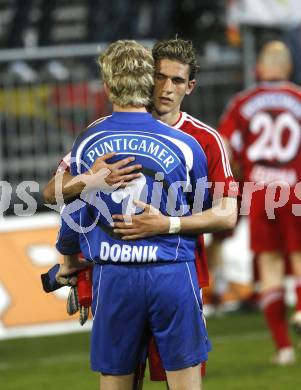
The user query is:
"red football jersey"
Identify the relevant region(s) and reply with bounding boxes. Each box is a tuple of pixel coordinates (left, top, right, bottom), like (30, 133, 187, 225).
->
(218, 81, 301, 187)
(218, 81, 301, 254)
(174, 112, 236, 197)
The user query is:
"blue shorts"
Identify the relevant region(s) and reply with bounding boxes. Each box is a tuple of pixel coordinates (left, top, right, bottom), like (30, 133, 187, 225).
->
(90, 261, 211, 375)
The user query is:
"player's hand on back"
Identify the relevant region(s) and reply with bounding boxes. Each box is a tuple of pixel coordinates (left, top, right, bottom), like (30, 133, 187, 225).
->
(66, 152, 142, 193)
(100, 154, 142, 188)
(112, 200, 170, 240)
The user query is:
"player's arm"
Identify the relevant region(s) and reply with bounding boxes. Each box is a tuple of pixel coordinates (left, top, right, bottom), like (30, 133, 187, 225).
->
(174, 196, 237, 233)
(113, 125, 239, 239)
(43, 152, 142, 204)
(43, 169, 76, 204)
(112, 196, 237, 240)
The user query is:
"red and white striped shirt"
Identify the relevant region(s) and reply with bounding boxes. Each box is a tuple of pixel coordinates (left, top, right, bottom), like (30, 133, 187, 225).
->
(173, 112, 237, 198)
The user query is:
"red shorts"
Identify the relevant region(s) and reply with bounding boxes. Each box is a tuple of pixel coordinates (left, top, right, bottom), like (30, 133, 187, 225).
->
(250, 188, 301, 254)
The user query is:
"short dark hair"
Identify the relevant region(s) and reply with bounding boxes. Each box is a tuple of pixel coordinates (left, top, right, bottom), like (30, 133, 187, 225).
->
(152, 38, 199, 80)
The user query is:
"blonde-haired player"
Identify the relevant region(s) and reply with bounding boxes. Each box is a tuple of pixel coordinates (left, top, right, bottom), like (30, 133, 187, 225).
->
(56, 39, 221, 390)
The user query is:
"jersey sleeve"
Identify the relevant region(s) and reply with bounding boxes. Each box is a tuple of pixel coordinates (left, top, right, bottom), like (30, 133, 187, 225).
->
(55, 152, 71, 175)
(56, 207, 81, 255)
(196, 129, 239, 199)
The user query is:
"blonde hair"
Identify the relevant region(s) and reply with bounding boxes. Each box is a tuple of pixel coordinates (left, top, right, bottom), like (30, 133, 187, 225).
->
(98, 40, 154, 108)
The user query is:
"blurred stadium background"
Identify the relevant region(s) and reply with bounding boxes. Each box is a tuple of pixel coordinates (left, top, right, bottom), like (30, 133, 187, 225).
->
(1, 1, 301, 389)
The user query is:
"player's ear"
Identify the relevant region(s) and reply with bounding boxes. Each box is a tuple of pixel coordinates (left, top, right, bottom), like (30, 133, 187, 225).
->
(186, 79, 196, 95)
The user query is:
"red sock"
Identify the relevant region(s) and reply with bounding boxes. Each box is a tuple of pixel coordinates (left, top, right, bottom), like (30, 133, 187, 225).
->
(261, 288, 291, 350)
(295, 278, 301, 312)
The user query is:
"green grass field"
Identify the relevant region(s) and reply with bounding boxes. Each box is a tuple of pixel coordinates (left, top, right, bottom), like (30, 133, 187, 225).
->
(1, 311, 301, 389)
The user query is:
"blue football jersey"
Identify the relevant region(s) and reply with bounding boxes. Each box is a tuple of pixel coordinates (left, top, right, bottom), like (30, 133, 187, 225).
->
(70, 112, 211, 264)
